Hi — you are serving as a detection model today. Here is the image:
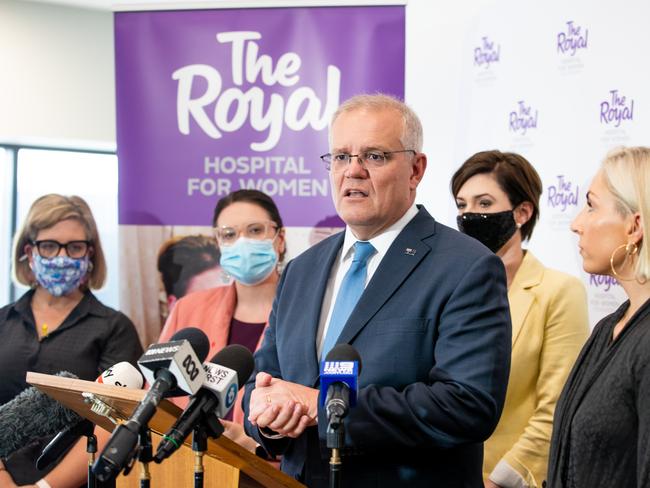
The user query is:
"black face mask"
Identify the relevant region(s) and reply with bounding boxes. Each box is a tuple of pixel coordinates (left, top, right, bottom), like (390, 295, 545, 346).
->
(457, 210, 517, 253)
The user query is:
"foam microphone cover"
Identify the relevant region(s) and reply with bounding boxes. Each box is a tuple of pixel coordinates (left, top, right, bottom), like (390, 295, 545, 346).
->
(171, 327, 210, 363)
(0, 372, 82, 458)
(209, 344, 255, 385)
(325, 343, 363, 373)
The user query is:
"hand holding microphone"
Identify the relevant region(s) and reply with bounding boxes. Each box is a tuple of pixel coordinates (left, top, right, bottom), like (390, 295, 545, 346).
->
(92, 328, 210, 482)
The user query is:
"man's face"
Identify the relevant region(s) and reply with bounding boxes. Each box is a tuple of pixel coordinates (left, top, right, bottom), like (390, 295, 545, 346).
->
(329, 107, 426, 240)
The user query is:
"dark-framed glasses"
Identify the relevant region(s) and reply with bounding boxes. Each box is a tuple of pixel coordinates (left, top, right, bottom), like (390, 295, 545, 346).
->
(214, 221, 278, 246)
(320, 149, 416, 171)
(32, 240, 91, 259)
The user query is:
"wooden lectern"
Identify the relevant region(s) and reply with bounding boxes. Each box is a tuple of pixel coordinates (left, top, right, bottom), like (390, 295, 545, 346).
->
(26, 372, 304, 488)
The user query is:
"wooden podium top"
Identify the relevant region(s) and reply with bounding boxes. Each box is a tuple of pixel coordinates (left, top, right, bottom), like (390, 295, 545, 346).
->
(27, 372, 304, 488)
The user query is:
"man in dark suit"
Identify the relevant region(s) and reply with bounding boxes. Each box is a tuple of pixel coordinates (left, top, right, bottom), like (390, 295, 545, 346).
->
(243, 94, 511, 487)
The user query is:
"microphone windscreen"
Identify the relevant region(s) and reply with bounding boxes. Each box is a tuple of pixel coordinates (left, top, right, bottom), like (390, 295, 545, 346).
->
(0, 372, 82, 458)
(170, 327, 210, 363)
(325, 344, 363, 374)
(208, 344, 255, 385)
(96, 361, 144, 389)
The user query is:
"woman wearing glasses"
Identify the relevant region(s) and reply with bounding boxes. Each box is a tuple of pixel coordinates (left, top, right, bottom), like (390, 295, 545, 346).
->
(159, 189, 286, 451)
(0, 194, 142, 487)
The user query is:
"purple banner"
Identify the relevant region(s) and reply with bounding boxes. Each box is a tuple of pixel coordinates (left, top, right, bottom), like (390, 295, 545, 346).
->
(115, 6, 405, 226)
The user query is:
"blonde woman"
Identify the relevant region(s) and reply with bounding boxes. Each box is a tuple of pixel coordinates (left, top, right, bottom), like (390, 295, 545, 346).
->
(0, 194, 142, 487)
(548, 146, 650, 487)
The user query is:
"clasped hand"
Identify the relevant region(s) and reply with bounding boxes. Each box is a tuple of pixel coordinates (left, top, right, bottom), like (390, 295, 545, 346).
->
(248, 372, 319, 438)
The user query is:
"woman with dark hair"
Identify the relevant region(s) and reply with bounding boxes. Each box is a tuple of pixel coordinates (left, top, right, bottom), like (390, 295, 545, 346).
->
(0, 194, 142, 487)
(159, 189, 286, 452)
(451, 151, 589, 488)
(548, 146, 650, 487)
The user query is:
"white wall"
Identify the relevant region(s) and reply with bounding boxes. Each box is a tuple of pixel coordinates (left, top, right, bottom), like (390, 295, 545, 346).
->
(407, 0, 495, 225)
(0, 0, 115, 146)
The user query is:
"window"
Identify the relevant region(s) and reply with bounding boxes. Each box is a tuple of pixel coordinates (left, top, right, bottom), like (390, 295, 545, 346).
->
(0, 148, 13, 307)
(0, 146, 119, 309)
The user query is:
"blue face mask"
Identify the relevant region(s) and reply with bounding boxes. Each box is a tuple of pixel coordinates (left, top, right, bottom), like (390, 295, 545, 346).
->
(220, 238, 278, 286)
(31, 253, 90, 297)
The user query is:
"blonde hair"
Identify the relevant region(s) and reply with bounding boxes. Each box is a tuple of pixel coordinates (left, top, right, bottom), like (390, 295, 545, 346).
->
(13, 194, 107, 289)
(330, 93, 423, 152)
(601, 146, 650, 282)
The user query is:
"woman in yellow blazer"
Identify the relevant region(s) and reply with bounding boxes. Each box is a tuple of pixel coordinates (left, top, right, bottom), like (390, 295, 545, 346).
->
(451, 150, 589, 488)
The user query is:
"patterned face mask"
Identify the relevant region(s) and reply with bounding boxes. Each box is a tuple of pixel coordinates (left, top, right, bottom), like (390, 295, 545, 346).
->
(31, 252, 90, 297)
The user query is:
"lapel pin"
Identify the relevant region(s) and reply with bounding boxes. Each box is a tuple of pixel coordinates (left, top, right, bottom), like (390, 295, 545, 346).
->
(404, 248, 416, 256)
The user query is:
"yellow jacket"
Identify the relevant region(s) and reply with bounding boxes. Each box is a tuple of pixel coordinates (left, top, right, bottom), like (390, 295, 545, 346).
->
(483, 252, 589, 487)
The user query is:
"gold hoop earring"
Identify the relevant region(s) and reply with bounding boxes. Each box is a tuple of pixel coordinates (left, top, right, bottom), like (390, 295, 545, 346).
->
(609, 242, 638, 281)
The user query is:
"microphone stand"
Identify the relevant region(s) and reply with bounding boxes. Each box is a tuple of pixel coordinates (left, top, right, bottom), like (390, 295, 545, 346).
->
(326, 415, 345, 488)
(86, 432, 98, 488)
(192, 423, 208, 488)
(137, 428, 152, 488)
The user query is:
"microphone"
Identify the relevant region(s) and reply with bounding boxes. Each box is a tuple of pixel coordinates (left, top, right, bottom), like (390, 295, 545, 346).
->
(153, 344, 254, 463)
(93, 328, 209, 482)
(0, 372, 82, 458)
(35, 362, 144, 470)
(96, 361, 144, 388)
(320, 344, 362, 427)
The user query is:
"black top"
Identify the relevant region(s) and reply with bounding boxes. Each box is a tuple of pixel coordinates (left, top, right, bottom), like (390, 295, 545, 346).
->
(0, 289, 143, 406)
(547, 297, 650, 487)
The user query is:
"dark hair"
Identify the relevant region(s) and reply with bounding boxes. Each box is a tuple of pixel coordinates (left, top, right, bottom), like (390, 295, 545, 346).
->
(157, 235, 220, 298)
(451, 150, 543, 241)
(212, 189, 285, 260)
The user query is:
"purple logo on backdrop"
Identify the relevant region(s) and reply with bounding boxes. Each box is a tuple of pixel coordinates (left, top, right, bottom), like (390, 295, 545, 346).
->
(174, 31, 339, 152)
(590, 274, 619, 292)
(509, 101, 538, 135)
(557, 21, 589, 56)
(474, 36, 500, 69)
(600, 90, 634, 127)
(547, 175, 578, 211)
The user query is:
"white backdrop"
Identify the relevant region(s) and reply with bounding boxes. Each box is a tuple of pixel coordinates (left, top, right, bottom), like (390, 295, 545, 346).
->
(408, 0, 647, 326)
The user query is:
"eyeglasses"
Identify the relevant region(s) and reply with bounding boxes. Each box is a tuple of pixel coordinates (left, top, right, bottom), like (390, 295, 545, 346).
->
(320, 149, 416, 171)
(32, 240, 91, 259)
(214, 221, 279, 246)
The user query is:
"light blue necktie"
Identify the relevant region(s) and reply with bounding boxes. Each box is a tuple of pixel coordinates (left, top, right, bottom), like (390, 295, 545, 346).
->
(321, 241, 376, 358)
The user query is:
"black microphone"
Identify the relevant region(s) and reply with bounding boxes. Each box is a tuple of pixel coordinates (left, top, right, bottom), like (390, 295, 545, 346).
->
(0, 372, 82, 458)
(320, 344, 362, 427)
(153, 344, 254, 463)
(92, 328, 210, 482)
(35, 362, 144, 471)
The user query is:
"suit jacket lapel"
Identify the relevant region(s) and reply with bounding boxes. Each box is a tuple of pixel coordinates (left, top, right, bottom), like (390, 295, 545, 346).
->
(304, 231, 345, 386)
(508, 252, 543, 347)
(337, 208, 436, 345)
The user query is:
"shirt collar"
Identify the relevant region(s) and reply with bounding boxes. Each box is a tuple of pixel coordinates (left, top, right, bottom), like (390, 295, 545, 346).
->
(340, 203, 419, 261)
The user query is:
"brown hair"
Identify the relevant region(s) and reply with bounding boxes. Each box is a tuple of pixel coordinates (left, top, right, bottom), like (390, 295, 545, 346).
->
(212, 189, 286, 262)
(451, 150, 543, 241)
(13, 194, 107, 288)
(157, 235, 221, 299)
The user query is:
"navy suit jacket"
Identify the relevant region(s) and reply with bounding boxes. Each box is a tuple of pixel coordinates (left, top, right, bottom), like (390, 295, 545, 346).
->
(244, 207, 511, 487)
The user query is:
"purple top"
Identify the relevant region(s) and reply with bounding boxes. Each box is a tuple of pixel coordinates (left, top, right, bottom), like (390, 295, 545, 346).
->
(225, 317, 265, 421)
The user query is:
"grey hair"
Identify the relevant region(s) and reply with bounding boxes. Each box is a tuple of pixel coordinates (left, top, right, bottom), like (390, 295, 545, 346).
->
(329, 93, 423, 152)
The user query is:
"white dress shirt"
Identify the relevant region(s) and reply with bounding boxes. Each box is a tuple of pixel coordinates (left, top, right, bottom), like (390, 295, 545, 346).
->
(316, 204, 419, 358)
